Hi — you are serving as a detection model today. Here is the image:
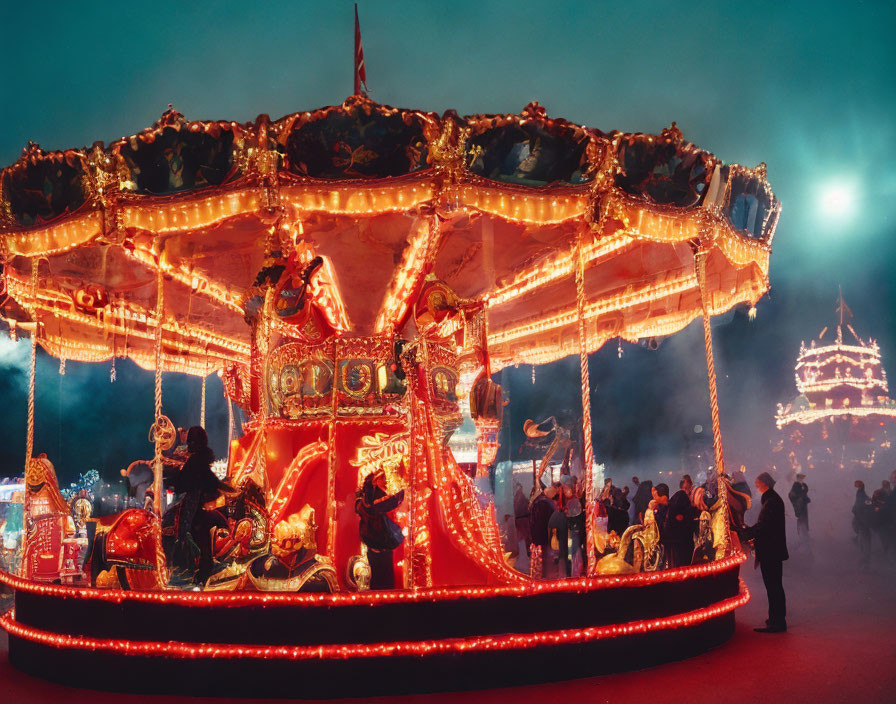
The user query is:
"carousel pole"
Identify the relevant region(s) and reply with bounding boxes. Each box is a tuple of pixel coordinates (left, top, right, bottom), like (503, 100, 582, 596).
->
(574, 232, 597, 575)
(24, 258, 38, 467)
(326, 340, 339, 561)
(259, 291, 272, 501)
(227, 395, 234, 449)
(151, 267, 165, 516)
(694, 242, 731, 553)
(200, 374, 207, 428)
(406, 355, 417, 590)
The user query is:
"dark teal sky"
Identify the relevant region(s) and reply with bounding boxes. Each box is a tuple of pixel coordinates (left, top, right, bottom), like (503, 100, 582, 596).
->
(2, 1, 895, 481)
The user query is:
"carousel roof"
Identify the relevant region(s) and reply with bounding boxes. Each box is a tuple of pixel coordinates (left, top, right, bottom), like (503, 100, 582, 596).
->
(0, 96, 780, 375)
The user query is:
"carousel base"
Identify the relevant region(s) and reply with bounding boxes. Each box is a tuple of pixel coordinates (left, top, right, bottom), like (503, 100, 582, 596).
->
(1, 557, 746, 699)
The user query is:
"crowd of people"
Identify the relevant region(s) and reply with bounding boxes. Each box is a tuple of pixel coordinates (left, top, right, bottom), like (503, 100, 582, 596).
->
(783, 469, 896, 569)
(851, 471, 896, 569)
(507, 469, 749, 577)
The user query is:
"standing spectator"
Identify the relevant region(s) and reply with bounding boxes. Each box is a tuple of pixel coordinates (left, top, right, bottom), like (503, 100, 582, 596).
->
(853, 480, 874, 570)
(601, 478, 630, 537)
(547, 485, 570, 578)
(651, 483, 670, 558)
(355, 470, 405, 590)
(529, 485, 554, 574)
(513, 481, 531, 556)
(788, 473, 811, 545)
(744, 472, 789, 633)
(882, 481, 896, 560)
(871, 481, 892, 555)
(566, 477, 585, 576)
(664, 476, 696, 567)
(631, 476, 653, 525)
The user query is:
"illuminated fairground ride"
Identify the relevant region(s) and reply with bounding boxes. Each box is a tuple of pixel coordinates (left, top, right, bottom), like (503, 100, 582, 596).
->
(774, 296, 896, 476)
(0, 95, 779, 696)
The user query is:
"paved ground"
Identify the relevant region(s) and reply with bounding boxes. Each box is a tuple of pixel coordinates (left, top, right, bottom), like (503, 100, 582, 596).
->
(2, 541, 894, 703)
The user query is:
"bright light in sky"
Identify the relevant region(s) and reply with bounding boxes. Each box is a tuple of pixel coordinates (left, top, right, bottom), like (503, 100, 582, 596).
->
(817, 179, 859, 222)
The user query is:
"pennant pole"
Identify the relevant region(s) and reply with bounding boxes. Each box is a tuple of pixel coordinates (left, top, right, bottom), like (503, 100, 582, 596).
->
(354, 4, 367, 96)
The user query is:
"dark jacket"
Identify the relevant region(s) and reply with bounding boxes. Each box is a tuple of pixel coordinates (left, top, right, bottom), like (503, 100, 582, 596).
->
(356, 487, 405, 552)
(529, 493, 554, 546)
(170, 447, 221, 501)
(664, 489, 695, 544)
(788, 482, 810, 519)
(852, 489, 875, 533)
(653, 503, 669, 539)
(746, 487, 789, 563)
(632, 481, 653, 520)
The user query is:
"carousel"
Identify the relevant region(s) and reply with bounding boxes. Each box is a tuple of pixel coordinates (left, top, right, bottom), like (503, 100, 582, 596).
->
(775, 294, 896, 476)
(0, 81, 779, 695)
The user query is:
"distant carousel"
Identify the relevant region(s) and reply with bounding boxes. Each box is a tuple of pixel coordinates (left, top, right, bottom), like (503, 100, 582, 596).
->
(775, 295, 896, 476)
(0, 67, 778, 696)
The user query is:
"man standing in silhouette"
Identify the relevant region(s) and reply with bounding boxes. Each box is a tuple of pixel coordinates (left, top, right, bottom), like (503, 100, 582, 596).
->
(745, 472, 789, 633)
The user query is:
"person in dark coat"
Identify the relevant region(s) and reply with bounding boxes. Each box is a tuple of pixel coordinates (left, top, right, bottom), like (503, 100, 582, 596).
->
(529, 485, 554, 571)
(882, 482, 896, 559)
(744, 471, 789, 633)
(631, 476, 653, 525)
(852, 480, 874, 569)
(651, 483, 670, 566)
(355, 470, 405, 590)
(871, 481, 893, 555)
(547, 486, 570, 578)
(788, 473, 811, 543)
(664, 476, 696, 567)
(513, 481, 532, 556)
(601, 479, 630, 537)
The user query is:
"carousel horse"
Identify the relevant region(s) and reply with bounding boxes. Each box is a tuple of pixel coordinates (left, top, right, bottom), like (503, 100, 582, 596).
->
(724, 470, 753, 543)
(690, 472, 752, 561)
(594, 508, 663, 575)
(233, 505, 337, 593)
(88, 471, 266, 590)
(201, 481, 271, 591)
(22, 455, 84, 583)
(161, 476, 266, 587)
(88, 506, 166, 590)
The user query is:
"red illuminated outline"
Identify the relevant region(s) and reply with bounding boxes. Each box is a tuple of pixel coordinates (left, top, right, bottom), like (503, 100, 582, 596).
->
(0, 582, 748, 660)
(0, 552, 745, 608)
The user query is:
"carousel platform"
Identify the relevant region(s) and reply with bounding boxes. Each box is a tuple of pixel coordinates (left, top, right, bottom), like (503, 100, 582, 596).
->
(0, 555, 746, 698)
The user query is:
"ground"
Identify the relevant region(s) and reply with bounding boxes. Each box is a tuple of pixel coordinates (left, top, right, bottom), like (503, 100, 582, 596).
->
(2, 539, 894, 703)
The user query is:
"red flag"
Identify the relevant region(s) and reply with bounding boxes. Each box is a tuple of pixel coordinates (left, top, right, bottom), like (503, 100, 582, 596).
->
(354, 4, 367, 95)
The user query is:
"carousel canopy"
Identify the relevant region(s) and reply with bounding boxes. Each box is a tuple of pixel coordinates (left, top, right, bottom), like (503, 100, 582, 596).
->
(0, 97, 779, 375)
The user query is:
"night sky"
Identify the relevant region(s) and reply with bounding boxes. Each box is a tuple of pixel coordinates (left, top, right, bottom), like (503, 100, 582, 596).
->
(1, 1, 894, 485)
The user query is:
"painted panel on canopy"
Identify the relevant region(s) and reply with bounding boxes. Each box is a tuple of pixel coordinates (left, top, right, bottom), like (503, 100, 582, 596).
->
(2, 150, 88, 227)
(284, 106, 430, 180)
(116, 123, 240, 196)
(465, 121, 593, 187)
(721, 166, 779, 241)
(614, 132, 713, 208)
